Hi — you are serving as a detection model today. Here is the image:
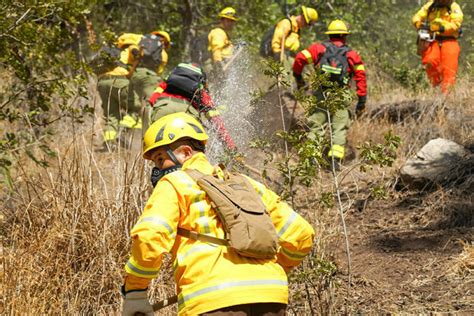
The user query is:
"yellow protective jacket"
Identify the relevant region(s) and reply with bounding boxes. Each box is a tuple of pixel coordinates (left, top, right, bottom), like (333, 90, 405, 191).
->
(157, 49, 168, 75)
(106, 33, 167, 76)
(208, 27, 233, 62)
(412, 1, 463, 38)
(104, 47, 137, 76)
(124, 153, 314, 315)
(271, 16, 301, 54)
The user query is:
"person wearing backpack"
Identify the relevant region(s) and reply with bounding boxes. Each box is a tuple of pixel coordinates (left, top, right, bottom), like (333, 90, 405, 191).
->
(96, 34, 143, 143)
(292, 20, 367, 170)
(148, 63, 236, 152)
(97, 31, 170, 143)
(263, 6, 318, 62)
(259, 5, 317, 86)
(126, 31, 169, 103)
(121, 112, 315, 316)
(207, 7, 238, 74)
(154, 31, 171, 75)
(412, 0, 463, 94)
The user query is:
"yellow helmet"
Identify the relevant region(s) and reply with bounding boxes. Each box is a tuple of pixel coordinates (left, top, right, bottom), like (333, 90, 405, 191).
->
(302, 6, 318, 25)
(152, 31, 171, 45)
(325, 20, 350, 35)
(218, 7, 238, 21)
(143, 113, 208, 159)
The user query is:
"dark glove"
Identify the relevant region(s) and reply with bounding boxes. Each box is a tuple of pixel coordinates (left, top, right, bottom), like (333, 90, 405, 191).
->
(272, 52, 281, 62)
(131, 47, 141, 58)
(236, 40, 248, 48)
(294, 73, 306, 90)
(355, 95, 367, 117)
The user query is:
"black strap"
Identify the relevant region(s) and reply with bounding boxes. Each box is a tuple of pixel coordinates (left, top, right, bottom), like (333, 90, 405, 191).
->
(428, 2, 452, 15)
(177, 227, 229, 246)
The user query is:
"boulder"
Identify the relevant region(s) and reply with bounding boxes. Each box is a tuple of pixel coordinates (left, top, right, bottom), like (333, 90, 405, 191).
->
(400, 138, 470, 189)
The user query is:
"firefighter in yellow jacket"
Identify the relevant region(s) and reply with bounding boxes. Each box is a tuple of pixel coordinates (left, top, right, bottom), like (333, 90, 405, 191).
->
(271, 6, 318, 62)
(412, 0, 463, 94)
(97, 35, 143, 142)
(208, 7, 238, 73)
(121, 112, 315, 315)
(97, 31, 171, 142)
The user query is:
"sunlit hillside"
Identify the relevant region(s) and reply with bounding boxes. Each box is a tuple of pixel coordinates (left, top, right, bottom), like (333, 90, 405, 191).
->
(1, 1, 472, 314)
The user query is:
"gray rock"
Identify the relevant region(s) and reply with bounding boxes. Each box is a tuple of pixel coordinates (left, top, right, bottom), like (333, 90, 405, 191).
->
(400, 138, 470, 189)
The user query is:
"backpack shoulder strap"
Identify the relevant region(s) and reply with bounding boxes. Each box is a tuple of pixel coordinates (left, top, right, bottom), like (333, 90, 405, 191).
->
(322, 40, 332, 48)
(287, 17, 300, 35)
(177, 227, 229, 246)
(428, 2, 452, 15)
(184, 168, 204, 181)
(180, 168, 229, 246)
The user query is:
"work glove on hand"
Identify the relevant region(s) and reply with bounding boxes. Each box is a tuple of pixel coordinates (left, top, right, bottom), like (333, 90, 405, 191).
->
(293, 73, 306, 90)
(430, 18, 445, 33)
(122, 289, 153, 316)
(272, 52, 282, 62)
(355, 95, 367, 117)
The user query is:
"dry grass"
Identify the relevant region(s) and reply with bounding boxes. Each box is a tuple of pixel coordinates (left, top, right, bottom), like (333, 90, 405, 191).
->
(1, 125, 153, 314)
(450, 241, 474, 277)
(1, 72, 473, 315)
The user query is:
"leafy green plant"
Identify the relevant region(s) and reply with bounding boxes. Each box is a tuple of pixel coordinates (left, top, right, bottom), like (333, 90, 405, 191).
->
(358, 130, 401, 172)
(0, 2, 94, 187)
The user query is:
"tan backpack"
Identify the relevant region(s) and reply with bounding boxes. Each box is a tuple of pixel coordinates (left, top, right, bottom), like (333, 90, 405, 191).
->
(177, 167, 279, 259)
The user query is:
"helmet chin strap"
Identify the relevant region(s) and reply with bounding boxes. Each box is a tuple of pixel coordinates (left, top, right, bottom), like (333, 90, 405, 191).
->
(166, 147, 182, 167)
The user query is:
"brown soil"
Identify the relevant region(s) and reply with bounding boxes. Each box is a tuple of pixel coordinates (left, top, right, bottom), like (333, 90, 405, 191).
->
(333, 188, 473, 314)
(249, 93, 474, 314)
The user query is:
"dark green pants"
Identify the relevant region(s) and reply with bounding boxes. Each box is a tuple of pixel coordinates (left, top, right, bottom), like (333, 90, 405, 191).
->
(97, 75, 141, 119)
(130, 67, 161, 101)
(307, 90, 352, 159)
(149, 97, 200, 126)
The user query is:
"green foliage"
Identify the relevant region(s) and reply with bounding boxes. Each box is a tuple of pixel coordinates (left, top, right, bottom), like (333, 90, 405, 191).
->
(0, 1, 94, 186)
(369, 183, 389, 200)
(319, 191, 335, 208)
(358, 130, 401, 172)
(262, 58, 291, 88)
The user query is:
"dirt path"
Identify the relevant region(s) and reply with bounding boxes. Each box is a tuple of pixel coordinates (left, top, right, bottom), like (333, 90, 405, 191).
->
(335, 191, 474, 313)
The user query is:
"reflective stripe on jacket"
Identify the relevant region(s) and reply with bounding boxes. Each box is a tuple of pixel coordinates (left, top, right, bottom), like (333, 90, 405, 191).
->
(271, 16, 300, 54)
(208, 27, 233, 62)
(293, 38, 367, 97)
(125, 153, 314, 315)
(412, 1, 463, 38)
(157, 49, 168, 75)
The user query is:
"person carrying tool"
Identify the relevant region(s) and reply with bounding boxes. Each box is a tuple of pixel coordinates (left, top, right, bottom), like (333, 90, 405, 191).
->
(121, 112, 315, 316)
(148, 62, 236, 151)
(412, 0, 463, 94)
(97, 31, 169, 143)
(292, 20, 367, 170)
(259, 5, 318, 84)
(207, 7, 238, 74)
(270, 6, 318, 61)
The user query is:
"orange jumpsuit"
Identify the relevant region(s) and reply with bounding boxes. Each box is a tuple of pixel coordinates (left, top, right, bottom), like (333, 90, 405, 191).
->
(412, 1, 463, 94)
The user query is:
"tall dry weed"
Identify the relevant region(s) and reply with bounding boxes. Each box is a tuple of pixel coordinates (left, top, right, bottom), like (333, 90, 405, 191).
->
(1, 73, 472, 314)
(1, 130, 159, 314)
